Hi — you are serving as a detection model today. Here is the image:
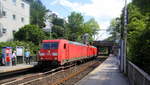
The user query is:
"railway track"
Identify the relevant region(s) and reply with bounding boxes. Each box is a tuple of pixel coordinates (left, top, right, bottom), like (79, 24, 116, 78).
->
(0, 68, 31, 80)
(0, 57, 106, 85)
(0, 63, 76, 85)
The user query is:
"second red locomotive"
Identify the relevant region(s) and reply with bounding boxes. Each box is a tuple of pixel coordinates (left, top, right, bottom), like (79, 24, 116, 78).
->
(38, 39, 97, 66)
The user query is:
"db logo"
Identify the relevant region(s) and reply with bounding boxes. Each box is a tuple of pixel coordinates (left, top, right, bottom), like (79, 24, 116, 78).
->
(6, 49, 11, 53)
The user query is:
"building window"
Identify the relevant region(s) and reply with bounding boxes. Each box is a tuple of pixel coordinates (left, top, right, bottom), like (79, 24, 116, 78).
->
(12, 0, 16, 5)
(0, 28, 2, 35)
(13, 30, 16, 34)
(2, 11, 6, 16)
(2, 28, 7, 33)
(12, 14, 16, 20)
(21, 17, 24, 22)
(21, 3, 25, 8)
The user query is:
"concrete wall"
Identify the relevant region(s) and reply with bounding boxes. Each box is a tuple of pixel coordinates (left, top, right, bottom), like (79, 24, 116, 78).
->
(0, 0, 30, 41)
(127, 61, 150, 85)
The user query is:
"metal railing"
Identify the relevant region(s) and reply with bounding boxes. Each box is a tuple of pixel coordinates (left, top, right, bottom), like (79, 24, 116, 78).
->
(127, 61, 150, 85)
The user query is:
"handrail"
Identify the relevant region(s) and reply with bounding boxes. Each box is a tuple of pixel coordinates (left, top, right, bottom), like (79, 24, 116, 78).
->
(127, 60, 150, 85)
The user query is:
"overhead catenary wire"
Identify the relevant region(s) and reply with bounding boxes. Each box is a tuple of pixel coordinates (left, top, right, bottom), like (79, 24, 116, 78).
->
(95, 29, 109, 41)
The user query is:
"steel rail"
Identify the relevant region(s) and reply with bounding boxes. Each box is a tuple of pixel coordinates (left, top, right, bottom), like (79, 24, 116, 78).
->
(1, 64, 76, 85)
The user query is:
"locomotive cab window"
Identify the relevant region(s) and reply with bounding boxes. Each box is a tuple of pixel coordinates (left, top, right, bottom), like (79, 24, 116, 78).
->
(42, 42, 58, 49)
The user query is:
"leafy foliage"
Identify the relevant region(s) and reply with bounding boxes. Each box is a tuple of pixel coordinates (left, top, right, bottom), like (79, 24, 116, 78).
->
(52, 25, 65, 39)
(51, 17, 65, 39)
(132, 0, 150, 13)
(66, 12, 100, 42)
(49, 12, 100, 42)
(30, 0, 48, 28)
(129, 27, 150, 74)
(14, 25, 46, 45)
(67, 12, 84, 41)
(106, 0, 150, 74)
(84, 18, 99, 35)
(127, 4, 146, 32)
(0, 41, 39, 56)
(83, 18, 99, 41)
(127, 2, 150, 74)
(106, 18, 121, 41)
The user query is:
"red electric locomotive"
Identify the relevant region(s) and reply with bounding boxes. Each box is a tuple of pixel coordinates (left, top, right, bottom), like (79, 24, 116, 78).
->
(38, 39, 97, 66)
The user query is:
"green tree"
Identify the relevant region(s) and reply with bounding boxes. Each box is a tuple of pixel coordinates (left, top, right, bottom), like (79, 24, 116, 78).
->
(132, 0, 150, 13)
(129, 27, 150, 74)
(52, 25, 65, 39)
(106, 1, 150, 75)
(51, 17, 65, 39)
(67, 12, 84, 41)
(30, 0, 48, 28)
(127, 4, 147, 53)
(83, 18, 100, 41)
(126, 1, 150, 74)
(66, 12, 100, 42)
(127, 4, 146, 32)
(106, 18, 121, 41)
(52, 17, 65, 27)
(14, 25, 46, 45)
(111, 0, 150, 74)
(42, 11, 100, 42)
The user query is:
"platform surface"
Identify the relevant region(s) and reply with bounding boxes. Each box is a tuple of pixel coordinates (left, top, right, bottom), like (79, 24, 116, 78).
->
(76, 56, 130, 85)
(0, 62, 36, 73)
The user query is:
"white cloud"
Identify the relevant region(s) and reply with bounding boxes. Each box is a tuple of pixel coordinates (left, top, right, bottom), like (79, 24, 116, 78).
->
(51, 0, 131, 40)
(52, 0, 125, 18)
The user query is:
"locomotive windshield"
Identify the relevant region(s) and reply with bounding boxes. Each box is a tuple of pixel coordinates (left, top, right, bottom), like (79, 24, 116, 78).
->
(42, 42, 58, 49)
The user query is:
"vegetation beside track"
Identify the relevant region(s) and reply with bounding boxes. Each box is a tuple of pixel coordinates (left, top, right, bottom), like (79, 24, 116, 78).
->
(107, 0, 150, 74)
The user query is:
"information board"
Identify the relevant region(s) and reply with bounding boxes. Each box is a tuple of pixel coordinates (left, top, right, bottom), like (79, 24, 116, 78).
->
(16, 47, 24, 56)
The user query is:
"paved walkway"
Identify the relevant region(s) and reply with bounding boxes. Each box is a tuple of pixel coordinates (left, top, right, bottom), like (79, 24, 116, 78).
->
(0, 62, 37, 73)
(76, 56, 130, 85)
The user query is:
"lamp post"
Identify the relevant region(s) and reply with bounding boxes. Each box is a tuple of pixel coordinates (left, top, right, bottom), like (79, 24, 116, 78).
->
(123, 0, 128, 73)
(120, 0, 128, 73)
(83, 33, 89, 44)
(49, 23, 53, 39)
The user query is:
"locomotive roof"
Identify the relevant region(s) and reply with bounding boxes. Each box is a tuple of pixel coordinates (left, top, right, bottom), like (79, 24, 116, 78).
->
(69, 41, 87, 46)
(42, 39, 67, 42)
(42, 39, 96, 47)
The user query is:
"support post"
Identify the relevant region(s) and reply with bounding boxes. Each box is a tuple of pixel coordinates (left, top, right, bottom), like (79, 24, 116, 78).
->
(123, 0, 128, 73)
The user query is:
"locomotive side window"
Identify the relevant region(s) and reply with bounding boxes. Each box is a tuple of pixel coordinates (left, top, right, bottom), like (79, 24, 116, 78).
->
(64, 44, 66, 49)
(42, 42, 58, 49)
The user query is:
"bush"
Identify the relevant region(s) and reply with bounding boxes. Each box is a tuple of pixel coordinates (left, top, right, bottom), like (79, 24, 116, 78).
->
(14, 25, 46, 45)
(128, 27, 150, 74)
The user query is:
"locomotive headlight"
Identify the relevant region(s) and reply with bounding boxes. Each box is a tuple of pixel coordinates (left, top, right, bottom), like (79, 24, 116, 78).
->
(52, 52, 58, 56)
(40, 57, 43, 60)
(54, 57, 57, 60)
(39, 53, 45, 56)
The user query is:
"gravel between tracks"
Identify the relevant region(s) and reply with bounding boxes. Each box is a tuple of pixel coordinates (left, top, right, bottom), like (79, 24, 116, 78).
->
(23, 57, 106, 85)
(61, 57, 106, 85)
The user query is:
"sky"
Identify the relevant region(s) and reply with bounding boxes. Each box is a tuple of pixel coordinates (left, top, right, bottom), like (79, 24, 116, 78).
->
(41, 0, 132, 40)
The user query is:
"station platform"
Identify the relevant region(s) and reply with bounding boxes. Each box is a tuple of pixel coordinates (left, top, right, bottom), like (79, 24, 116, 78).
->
(76, 56, 130, 85)
(0, 62, 37, 73)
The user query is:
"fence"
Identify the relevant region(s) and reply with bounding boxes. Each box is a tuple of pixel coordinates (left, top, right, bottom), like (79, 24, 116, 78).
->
(127, 61, 150, 85)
